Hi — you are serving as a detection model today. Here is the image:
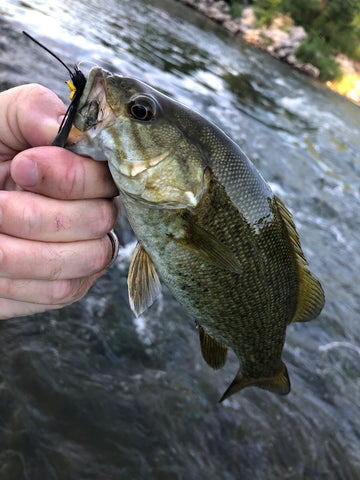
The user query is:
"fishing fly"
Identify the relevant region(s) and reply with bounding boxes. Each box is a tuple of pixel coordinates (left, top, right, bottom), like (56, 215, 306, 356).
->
(22, 31, 86, 147)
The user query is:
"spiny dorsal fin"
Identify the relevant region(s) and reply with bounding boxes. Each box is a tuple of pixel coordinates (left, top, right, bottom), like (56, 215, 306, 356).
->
(220, 361, 290, 402)
(274, 196, 325, 323)
(176, 213, 242, 273)
(127, 242, 161, 317)
(196, 323, 229, 370)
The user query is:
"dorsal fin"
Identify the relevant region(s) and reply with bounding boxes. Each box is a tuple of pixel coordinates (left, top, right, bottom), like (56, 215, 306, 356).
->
(274, 196, 325, 323)
(220, 361, 290, 402)
(291, 267, 325, 323)
(196, 323, 228, 370)
(127, 242, 162, 317)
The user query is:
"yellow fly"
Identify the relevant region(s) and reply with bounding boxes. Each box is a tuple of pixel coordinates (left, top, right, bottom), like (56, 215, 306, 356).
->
(67, 80, 77, 100)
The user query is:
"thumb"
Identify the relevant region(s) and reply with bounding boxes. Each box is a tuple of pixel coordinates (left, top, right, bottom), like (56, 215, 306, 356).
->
(0, 83, 66, 157)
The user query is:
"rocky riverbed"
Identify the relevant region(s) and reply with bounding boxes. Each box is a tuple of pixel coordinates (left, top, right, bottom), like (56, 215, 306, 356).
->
(176, 0, 360, 105)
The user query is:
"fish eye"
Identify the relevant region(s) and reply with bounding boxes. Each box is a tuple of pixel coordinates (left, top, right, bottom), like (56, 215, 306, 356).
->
(127, 96, 156, 122)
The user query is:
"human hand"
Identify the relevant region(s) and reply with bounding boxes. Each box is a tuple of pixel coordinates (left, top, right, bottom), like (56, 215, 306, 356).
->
(0, 83, 119, 319)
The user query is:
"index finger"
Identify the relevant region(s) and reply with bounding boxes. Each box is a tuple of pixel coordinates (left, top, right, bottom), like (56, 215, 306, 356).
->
(0, 84, 66, 158)
(11, 146, 118, 199)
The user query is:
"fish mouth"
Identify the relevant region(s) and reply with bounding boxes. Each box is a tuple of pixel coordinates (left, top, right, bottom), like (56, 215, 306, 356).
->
(111, 146, 176, 179)
(68, 67, 116, 142)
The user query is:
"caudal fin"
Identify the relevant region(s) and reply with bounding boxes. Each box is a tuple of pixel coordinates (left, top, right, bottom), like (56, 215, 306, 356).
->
(219, 362, 290, 402)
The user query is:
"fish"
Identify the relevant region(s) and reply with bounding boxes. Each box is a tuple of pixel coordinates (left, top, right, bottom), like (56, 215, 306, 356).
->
(66, 66, 325, 401)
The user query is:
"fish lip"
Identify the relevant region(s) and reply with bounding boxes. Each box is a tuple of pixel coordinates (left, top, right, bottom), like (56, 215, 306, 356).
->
(110, 146, 177, 180)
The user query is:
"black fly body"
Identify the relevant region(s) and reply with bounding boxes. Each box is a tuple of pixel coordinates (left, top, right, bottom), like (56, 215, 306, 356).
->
(22, 31, 86, 146)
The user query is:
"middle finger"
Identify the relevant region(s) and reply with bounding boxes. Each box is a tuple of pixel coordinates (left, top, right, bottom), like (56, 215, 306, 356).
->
(0, 233, 113, 280)
(11, 147, 118, 200)
(0, 191, 118, 242)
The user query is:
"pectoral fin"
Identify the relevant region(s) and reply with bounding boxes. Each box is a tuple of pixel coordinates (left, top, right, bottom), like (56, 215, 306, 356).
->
(175, 213, 242, 273)
(219, 362, 290, 402)
(196, 323, 229, 370)
(127, 242, 161, 317)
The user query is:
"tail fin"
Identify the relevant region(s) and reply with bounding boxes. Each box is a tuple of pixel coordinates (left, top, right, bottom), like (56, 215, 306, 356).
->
(220, 362, 290, 402)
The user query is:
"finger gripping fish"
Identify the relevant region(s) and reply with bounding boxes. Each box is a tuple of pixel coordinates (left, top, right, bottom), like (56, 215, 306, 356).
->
(67, 67, 324, 401)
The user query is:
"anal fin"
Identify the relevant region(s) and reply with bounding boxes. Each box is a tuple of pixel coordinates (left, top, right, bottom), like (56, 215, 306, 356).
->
(196, 323, 228, 370)
(127, 242, 161, 317)
(220, 361, 290, 402)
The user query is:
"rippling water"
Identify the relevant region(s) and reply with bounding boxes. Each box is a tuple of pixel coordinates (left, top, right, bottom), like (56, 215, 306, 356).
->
(1, 0, 359, 478)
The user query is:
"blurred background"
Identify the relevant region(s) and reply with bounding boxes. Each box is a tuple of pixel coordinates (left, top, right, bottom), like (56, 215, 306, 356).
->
(0, 0, 359, 478)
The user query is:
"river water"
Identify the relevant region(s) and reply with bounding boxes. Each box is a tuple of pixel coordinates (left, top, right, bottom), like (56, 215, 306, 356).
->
(0, 0, 359, 478)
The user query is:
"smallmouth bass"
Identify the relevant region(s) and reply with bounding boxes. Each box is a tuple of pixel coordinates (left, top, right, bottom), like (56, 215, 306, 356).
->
(67, 67, 324, 401)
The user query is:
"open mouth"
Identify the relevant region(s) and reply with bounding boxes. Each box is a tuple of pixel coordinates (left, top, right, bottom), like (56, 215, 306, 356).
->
(68, 68, 116, 143)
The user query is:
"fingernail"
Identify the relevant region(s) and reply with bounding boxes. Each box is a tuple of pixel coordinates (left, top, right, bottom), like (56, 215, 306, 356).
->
(57, 115, 65, 125)
(15, 157, 38, 187)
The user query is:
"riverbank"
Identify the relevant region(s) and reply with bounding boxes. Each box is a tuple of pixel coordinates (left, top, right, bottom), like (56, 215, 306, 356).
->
(176, 0, 360, 105)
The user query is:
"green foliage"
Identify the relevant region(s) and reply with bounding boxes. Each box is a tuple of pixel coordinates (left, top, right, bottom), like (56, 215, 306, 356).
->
(251, 0, 360, 78)
(295, 32, 342, 81)
(281, 0, 321, 28)
(351, 13, 360, 60)
(281, 0, 360, 60)
(253, 0, 282, 26)
(229, 1, 243, 19)
(311, 0, 360, 60)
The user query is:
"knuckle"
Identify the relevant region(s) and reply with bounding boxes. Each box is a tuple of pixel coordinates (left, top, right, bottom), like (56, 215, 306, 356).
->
(98, 246, 111, 271)
(15, 83, 48, 105)
(91, 200, 118, 237)
(22, 199, 42, 236)
(47, 280, 73, 304)
(43, 245, 66, 281)
(90, 237, 112, 272)
(18, 84, 65, 120)
(0, 277, 20, 299)
(59, 161, 84, 198)
(47, 278, 92, 305)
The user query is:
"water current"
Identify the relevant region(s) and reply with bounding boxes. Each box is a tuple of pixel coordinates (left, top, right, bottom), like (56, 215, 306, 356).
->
(0, 0, 359, 478)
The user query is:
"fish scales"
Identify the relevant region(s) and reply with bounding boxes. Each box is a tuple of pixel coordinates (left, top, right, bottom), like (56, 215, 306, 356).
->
(67, 67, 325, 400)
(121, 171, 297, 379)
